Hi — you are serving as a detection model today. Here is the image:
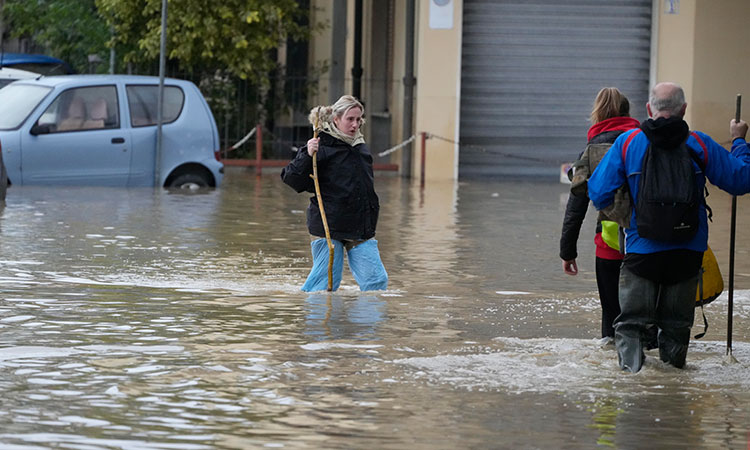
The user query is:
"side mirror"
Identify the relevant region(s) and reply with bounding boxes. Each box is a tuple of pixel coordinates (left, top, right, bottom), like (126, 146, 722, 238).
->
(30, 123, 51, 136)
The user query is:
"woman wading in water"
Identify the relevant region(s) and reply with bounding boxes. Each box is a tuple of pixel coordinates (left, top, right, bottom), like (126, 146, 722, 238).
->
(281, 95, 388, 292)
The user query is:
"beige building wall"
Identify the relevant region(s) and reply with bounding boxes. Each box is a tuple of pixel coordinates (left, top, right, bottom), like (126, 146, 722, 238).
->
(653, 0, 696, 123)
(692, 0, 750, 139)
(655, 0, 750, 141)
(413, 0, 463, 180)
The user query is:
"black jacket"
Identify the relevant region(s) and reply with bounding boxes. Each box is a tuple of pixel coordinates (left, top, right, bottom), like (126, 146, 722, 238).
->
(281, 132, 379, 241)
(559, 130, 624, 261)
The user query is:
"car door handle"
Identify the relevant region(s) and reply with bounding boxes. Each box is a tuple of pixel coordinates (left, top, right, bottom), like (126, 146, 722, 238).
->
(111, 137, 125, 144)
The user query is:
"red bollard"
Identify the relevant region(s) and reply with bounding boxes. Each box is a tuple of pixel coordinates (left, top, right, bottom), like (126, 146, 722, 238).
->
(255, 124, 263, 176)
(420, 131, 427, 188)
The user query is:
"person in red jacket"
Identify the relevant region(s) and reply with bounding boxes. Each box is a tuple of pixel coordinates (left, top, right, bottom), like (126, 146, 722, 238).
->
(560, 87, 640, 345)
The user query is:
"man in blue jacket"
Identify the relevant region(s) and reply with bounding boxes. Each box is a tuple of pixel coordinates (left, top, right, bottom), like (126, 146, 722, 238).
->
(589, 82, 750, 372)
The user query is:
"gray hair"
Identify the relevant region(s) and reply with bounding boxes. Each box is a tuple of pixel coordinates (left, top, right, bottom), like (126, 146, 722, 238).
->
(649, 83, 685, 116)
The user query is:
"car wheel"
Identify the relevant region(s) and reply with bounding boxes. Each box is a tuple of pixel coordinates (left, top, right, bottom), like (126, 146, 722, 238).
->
(168, 173, 210, 190)
(0, 159, 7, 202)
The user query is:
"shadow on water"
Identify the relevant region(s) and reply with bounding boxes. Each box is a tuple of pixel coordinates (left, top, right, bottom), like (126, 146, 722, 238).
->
(0, 168, 748, 448)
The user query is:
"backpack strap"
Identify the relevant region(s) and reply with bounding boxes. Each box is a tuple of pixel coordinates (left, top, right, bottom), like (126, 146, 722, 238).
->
(694, 266, 709, 339)
(620, 129, 642, 162)
(688, 131, 713, 222)
(689, 131, 709, 169)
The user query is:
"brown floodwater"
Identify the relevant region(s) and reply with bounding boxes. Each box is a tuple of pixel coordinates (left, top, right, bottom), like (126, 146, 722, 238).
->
(0, 167, 748, 449)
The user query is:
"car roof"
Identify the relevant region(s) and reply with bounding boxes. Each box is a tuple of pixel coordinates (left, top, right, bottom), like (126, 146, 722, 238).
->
(9, 74, 195, 88)
(0, 53, 74, 74)
(0, 66, 41, 79)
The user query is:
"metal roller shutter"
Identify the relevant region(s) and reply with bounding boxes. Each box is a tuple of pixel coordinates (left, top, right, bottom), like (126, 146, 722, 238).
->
(459, 0, 652, 178)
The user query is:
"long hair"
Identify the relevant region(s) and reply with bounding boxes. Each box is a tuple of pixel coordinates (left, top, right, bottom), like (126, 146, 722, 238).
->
(590, 87, 630, 124)
(308, 95, 365, 127)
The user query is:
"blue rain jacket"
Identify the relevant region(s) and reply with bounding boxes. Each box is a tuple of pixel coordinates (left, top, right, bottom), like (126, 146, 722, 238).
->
(589, 124, 750, 255)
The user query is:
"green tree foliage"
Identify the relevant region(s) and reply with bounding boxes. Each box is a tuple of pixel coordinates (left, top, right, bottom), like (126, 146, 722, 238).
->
(96, 0, 310, 85)
(3, 0, 110, 73)
(4, 0, 313, 83)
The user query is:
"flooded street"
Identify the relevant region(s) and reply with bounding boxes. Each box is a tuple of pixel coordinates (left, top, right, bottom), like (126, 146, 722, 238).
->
(1, 167, 749, 449)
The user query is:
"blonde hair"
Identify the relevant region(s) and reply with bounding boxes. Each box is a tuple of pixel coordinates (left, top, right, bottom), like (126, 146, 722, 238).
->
(308, 95, 365, 127)
(590, 87, 630, 124)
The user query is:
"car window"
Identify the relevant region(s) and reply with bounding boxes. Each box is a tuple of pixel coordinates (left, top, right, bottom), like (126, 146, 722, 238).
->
(37, 86, 120, 133)
(0, 84, 52, 130)
(126, 85, 184, 127)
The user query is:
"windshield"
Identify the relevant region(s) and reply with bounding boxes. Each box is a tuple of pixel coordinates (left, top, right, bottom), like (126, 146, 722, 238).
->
(0, 84, 52, 130)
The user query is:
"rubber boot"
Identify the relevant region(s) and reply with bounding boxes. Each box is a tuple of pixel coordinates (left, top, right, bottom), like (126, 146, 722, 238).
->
(658, 327, 690, 368)
(615, 266, 657, 373)
(301, 239, 344, 292)
(347, 239, 388, 291)
(655, 275, 698, 369)
(615, 330, 645, 373)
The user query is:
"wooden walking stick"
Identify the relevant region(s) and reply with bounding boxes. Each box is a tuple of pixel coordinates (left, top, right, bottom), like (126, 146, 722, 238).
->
(727, 94, 741, 362)
(309, 107, 335, 291)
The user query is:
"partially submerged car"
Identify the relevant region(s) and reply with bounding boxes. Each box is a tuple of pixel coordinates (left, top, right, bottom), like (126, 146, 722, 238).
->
(0, 75, 223, 188)
(0, 67, 40, 89)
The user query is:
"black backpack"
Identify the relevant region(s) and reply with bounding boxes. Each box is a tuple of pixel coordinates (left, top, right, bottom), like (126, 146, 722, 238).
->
(627, 131, 708, 242)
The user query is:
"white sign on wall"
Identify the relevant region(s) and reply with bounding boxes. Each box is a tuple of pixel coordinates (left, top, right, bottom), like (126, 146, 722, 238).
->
(665, 0, 679, 14)
(429, 0, 453, 29)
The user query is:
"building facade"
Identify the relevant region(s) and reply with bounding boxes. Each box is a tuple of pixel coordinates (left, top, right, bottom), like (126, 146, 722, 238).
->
(307, 0, 750, 181)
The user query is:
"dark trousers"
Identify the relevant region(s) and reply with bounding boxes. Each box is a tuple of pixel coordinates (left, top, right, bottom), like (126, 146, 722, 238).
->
(595, 257, 621, 338)
(615, 265, 698, 372)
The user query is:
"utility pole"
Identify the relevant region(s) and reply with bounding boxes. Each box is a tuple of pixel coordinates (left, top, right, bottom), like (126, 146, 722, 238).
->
(155, 0, 167, 188)
(109, 25, 116, 74)
(0, 0, 5, 54)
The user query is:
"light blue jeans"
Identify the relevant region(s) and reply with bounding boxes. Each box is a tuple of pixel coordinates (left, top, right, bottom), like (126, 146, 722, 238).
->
(301, 238, 388, 292)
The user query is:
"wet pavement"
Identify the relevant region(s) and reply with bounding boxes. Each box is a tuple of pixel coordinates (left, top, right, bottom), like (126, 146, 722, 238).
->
(0, 167, 749, 449)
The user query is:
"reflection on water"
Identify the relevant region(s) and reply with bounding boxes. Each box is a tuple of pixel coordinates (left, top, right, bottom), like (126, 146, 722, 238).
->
(304, 294, 386, 341)
(0, 168, 748, 448)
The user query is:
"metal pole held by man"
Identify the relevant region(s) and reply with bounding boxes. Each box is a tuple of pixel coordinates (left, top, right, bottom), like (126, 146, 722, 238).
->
(727, 94, 741, 362)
